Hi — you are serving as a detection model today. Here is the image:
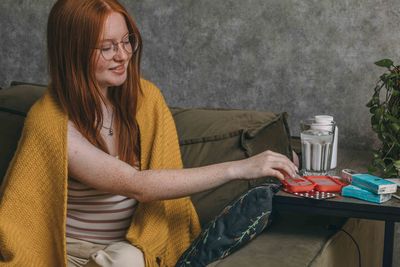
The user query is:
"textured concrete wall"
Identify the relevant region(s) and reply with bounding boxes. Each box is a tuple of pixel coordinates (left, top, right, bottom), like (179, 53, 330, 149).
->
(1, 0, 400, 265)
(1, 0, 400, 150)
(2, 0, 400, 150)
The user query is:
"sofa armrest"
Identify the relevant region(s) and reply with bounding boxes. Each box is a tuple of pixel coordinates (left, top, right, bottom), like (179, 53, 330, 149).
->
(0, 84, 46, 183)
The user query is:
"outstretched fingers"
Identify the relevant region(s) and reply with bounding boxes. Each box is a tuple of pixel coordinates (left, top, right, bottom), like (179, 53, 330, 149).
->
(240, 150, 299, 181)
(258, 151, 297, 180)
(267, 169, 285, 181)
(267, 161, 294, 180)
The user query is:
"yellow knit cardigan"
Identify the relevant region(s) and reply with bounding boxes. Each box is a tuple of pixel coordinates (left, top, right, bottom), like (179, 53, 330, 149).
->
(0, 79, 201, 267)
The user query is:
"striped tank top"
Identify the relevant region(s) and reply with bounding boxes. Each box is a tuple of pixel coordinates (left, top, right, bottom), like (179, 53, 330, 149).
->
(66, 175, 137, 245)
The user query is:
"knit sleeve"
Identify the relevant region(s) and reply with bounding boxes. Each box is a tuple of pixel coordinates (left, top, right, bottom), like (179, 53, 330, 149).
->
(126, 79, 200, 267)
(0, 92, 68, 266)
(138, 78, 183, 170)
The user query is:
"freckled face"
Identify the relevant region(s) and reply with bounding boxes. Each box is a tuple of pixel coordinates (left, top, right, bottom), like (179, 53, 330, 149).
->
(94, 12, 132, 92)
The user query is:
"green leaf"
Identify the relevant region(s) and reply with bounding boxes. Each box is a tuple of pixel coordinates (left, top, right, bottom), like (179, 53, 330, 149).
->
(368, 166, 377, 174)
(375, 59, 394, 68)
(369, 106, 378, 114)
(366, 99, 377, 108)
(374, 158, 386, 167)
(367, 95, 381, 109)
(374, 82, 385, 94)
(390, 104, 399, 116)
(387, 73, 400, 79)
(373, 152, 381, 159)
(372, 124, 379, 133)
(379, 121, 387, 133)
(387, 80, 394, 89)
(371, 115, 379, 124)
(394, 160, 400, 173)
(386, 114, 400, 124)
(390, 123, 400, 134)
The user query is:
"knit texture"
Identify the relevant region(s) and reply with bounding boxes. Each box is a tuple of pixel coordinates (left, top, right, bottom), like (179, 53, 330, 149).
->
(0, 79, 201, 267)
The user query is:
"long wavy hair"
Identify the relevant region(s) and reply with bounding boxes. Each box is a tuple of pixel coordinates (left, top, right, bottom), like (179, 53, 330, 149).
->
(47, 0, 142, 166)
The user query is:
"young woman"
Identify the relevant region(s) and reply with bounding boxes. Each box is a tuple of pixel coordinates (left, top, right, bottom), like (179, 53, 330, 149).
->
(0, 0, 297, 266)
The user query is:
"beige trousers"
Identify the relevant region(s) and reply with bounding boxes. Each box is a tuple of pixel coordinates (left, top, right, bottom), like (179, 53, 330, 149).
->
(66, 237, 145, 267)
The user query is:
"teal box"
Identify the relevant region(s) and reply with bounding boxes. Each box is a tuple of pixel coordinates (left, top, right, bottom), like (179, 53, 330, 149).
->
(342, 185, 392, 204)
(351, 173, 397, 194)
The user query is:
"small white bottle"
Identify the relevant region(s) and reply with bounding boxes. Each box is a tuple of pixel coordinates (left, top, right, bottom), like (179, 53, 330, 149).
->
(314, 115, 338, 170)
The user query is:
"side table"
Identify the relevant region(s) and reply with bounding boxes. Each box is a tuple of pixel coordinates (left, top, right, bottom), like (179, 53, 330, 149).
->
(274, 190, 400, 267)
(283, 144, 399, 267)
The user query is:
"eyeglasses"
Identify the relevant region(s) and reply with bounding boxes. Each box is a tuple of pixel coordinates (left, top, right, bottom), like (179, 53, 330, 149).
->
(96, 33, 139, 61)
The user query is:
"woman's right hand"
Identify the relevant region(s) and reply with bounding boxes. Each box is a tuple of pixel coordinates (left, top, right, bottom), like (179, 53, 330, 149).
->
(234, 150, 298, 181)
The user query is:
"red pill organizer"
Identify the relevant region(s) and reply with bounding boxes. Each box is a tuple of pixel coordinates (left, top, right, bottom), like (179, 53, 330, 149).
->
(282, 175, 347, 200)
(281, 176, 314, 192)
(305, 176, 345, 192)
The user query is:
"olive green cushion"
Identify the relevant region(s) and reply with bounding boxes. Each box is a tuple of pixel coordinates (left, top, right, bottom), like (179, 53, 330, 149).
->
(171, 107, 293, 226)
(0, 84, 47, 183)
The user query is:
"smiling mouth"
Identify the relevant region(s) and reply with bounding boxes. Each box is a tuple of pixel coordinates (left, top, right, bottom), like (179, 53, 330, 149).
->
(109, 65, 125, 74)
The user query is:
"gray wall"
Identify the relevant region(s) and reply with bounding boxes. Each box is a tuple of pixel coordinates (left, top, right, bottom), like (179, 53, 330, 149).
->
(1, 1, 400, 265)
(1, 0, 400, 150)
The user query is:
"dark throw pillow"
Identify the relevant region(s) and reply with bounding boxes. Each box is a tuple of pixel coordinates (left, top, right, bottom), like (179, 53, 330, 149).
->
(175, 183, 280, 267)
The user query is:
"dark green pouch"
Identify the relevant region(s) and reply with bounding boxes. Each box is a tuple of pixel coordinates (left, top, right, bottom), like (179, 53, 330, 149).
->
(175, 183, 280, 267)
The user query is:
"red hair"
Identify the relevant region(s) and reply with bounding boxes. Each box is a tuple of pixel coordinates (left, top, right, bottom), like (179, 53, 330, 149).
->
(47, 0, 142, 166)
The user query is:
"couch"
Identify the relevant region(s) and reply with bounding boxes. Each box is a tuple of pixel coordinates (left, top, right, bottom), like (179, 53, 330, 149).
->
(0, 83, 384, 267)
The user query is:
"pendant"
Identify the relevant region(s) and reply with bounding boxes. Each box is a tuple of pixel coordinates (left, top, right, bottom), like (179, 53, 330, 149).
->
(109, 129, 113, 136)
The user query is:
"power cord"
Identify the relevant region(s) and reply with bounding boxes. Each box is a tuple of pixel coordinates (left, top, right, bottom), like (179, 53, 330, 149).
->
(327, 224, 361, 267)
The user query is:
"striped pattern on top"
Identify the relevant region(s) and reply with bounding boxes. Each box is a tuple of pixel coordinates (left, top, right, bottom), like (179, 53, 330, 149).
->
(66, 177, 137, 245)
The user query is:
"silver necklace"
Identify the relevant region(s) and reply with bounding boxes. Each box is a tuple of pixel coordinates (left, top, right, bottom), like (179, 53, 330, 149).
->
(102, 110, 114, 136)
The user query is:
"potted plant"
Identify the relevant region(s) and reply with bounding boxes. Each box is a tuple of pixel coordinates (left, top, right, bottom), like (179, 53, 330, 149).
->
(367, 59, 400, 178)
